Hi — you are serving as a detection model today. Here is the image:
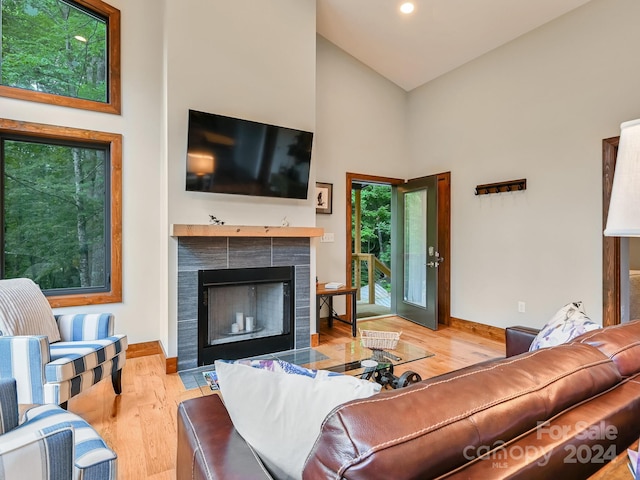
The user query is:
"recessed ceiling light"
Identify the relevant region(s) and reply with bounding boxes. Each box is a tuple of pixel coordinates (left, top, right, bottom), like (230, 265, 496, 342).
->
(400, 2, 415, 14)
(74, 35, 87, 42)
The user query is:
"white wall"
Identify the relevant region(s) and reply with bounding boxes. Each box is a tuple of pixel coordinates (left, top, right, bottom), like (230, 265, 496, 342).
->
(6, 0, 637, 353)
(407, 0, 640, 328)
(0, 0, 318, 356)
(0, 0, 165, 345)
(164, 0, 317, 354)
(315, 36, 408, 293)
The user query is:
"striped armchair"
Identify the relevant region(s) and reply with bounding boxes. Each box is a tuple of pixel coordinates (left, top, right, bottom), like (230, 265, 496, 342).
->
(0, 378, 117, 479)
(0, 279, 128, 407)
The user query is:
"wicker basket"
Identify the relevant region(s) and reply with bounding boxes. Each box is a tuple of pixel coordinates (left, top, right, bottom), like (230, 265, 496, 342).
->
(360, 329, 401, 350)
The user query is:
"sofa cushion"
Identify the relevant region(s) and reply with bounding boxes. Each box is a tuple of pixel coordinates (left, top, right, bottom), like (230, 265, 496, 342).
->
(0, 278, 60, 343)
(572, 319, 640, 377)
(529, 301, 600, 351)
(442, 372, 640, 479)
(46, 335, 127, 382)
(303, 343, 621, 480)
(215, 359, 380, 480)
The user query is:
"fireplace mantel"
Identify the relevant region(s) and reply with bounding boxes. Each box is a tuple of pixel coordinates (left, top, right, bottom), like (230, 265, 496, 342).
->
(171, 224, 323, 238)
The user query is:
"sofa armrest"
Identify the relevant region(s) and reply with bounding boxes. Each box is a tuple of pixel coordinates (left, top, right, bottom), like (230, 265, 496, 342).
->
(177, 394, 273, 480)
(55, 313, 114, 341)
(0, 423, 74, 480)
(0, 336, 49, 404)
(0, 378, 19, 433)
(505, 326, 540, 357)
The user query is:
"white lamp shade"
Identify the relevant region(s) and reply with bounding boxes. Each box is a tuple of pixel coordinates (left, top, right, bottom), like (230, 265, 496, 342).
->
(604, 118, 640, 237)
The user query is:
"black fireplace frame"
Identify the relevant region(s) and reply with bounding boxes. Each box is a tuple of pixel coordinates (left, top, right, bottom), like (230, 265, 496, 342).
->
(197, 266, 295, 366)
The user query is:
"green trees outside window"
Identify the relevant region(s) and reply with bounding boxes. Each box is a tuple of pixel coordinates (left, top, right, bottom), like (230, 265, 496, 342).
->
(2, 137, 109, 293)
(352, 184, 392, 290)
(355, 184, 392, 265)
(0, 0, 121, 113)
(1, 0, 107, 102)
(0, 119, 122, 307)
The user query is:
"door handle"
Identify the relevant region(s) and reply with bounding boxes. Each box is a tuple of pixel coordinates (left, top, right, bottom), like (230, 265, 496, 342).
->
(428, 253, 445, 268)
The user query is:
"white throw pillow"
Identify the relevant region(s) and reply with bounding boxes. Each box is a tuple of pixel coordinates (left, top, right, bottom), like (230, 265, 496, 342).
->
(215, 360, 381, 480)
(529, 301, 600, 351)
(0, 278, 60, 342)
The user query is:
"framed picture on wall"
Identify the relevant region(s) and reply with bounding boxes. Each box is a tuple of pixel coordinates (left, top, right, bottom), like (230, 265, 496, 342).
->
(315, 182, 333, 214)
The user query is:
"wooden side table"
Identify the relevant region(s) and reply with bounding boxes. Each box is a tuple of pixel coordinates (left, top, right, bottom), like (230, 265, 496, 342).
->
(316, 283, 358, 337)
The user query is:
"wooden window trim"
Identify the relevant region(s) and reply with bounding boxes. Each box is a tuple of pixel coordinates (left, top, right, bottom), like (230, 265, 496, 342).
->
(0, 118, 122, 307)
(0, 0, 121, 115)
(602, 136, 620, 327)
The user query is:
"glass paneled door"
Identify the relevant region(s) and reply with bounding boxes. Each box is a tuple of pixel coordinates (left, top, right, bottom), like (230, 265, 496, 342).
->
(392, 175, 438, 329)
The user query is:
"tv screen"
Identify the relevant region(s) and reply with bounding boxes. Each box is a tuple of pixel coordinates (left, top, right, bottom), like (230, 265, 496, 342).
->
(186, 110, 313, 199)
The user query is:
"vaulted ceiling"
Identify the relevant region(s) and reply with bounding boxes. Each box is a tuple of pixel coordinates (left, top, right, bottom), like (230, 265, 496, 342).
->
(316, 0, 592, 91)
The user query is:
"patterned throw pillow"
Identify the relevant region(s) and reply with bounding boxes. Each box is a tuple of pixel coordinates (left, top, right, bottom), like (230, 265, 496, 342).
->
(206, 358, 344, 388)
(529, 301, 601, 351)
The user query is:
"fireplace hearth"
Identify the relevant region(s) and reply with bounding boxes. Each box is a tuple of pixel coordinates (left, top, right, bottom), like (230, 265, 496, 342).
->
(198, 266, 295, 365)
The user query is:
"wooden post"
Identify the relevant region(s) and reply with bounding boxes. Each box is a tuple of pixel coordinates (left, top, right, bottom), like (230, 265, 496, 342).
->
(354, 189, 362, 300)
(368, 254, 375, 304)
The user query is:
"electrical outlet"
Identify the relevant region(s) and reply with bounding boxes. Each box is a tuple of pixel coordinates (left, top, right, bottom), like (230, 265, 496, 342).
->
(320, 233, 335, 243)
(518, 301, 526, 313)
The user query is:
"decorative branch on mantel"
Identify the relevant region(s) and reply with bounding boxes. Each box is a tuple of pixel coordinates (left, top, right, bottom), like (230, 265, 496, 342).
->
(475, 178, 527, 196)
(170, 224, 324, 238)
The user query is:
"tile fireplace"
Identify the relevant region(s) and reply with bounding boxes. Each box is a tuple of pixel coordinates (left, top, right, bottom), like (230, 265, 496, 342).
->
(175, 229, 318, 371)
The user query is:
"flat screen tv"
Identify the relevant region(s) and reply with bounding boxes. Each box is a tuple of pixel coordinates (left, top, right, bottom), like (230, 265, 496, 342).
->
(186, 109, 313, 199)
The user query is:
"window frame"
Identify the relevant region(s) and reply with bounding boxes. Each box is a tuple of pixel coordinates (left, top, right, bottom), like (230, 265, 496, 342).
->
(0, 118, 122, 307)
(0, 0, 121, 115)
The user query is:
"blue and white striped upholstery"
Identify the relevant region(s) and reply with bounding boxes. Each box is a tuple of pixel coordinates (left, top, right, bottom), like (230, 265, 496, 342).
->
(0, 282, 127, 406)
(0, 423, 74, 480)
(24, 404, 118, 480)
(43, 354, 126, 405)
(48, 336, 127, 382)
(55, 314, 114, 341)
(0, 336, 50, 404)
(0, 378, 76, 480)
(0, 379, 18, 434)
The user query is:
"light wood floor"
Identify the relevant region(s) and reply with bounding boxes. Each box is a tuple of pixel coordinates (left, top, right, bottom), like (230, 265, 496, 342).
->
(67, 316, 505, 479)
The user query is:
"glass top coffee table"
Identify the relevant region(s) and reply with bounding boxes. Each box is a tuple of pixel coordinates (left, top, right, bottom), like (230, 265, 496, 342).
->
(304, 339, 434, 387)
(183, 338, 434, 393)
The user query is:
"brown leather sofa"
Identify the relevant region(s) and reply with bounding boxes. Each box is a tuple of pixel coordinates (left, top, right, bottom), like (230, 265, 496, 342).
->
(177, 321, 640, 479)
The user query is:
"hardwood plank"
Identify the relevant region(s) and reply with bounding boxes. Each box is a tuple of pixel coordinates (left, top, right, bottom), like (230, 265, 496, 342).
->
(67, 315, 505, 478)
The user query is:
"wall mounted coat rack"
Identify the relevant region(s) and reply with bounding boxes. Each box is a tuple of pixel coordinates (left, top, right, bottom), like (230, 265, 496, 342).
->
(475, 178, 527, 196)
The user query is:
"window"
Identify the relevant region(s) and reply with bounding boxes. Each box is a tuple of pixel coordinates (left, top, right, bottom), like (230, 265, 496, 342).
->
(0, 118, 122, 307)
(0, 0, 121, 114)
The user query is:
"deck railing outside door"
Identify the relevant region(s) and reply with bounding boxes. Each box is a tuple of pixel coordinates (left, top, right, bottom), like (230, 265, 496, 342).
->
(352, 253, 391, 304)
